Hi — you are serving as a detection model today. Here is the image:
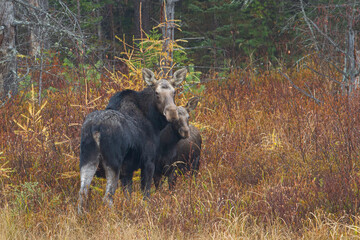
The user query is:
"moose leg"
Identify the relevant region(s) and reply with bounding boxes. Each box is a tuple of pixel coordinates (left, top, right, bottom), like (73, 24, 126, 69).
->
(78, 154, 100, 214)
(191, 156, 200, 176)
(120, 172, 133, 198)
(103, 164, 120, 207)
(153, 173, 162, 190)
(167, 169, 178, 191)
(141, 160, 155, 199)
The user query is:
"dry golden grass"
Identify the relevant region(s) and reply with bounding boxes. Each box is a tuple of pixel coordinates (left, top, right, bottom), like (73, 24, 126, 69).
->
(1, 203, 360, 239)
(1, 60, 360, 238)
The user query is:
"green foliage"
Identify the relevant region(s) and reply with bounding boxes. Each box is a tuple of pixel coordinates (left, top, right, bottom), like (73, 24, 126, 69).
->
(182, 64, 204, 95)
(134, 29, 164, 70)
(12, 182, 43, 214)
(114, 28, 205, 96)
(41, 0, 301, 78)
(62, 50, 102, 88)
(180, 0, 296, 68)
(133, 29, 194, 71)
(46, 0, 300, 76)
(18, 74, 33, 92)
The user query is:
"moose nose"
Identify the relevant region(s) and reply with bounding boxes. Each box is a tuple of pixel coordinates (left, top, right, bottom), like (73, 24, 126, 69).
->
(179, 127, 190, 139)
(164, 105, 179, 122)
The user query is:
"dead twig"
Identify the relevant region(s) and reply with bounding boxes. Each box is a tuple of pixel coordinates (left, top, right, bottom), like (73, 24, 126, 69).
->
(279, 70, 323, 105)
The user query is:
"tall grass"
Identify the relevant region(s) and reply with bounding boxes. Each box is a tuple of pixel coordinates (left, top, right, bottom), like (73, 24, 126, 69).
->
(1, 58, 360, 238)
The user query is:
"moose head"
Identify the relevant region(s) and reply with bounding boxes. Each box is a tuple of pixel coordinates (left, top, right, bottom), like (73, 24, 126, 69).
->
(142, 68, 187, 122)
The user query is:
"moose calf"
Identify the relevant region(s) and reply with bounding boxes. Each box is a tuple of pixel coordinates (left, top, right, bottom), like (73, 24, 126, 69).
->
(153, 97, 202, 190)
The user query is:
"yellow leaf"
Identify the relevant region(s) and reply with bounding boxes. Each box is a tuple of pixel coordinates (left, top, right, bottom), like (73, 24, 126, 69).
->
(35, 101, 48, 116)
(57, 171, 79, 179)
(13, 119, 28, 131)
(54, 140, 69, 145)
(16, 54, 28, 58)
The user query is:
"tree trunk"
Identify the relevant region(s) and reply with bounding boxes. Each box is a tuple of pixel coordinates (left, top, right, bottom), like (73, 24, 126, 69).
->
(0, 0, 17, 99)
(133, 0, 151, 39)
(108, 4, 115, 59)
(133, 0, 141, 38)
(159, 0, 179, 78)
(96, 0, 102, 41)
(213, 11, 218, 69)
(342, 25, 357, 95)
(347, 28, 356, 92)
(141, 0, 151, 36)
(29, 0, 40, 56)
(28, 0, 49, 56)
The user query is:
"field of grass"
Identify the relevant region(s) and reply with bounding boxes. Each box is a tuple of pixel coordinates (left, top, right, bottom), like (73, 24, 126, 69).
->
(1, 61, 360, 239)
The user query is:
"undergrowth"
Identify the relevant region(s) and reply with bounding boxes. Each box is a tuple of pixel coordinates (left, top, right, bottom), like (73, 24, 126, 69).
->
(1, 56, 360, 238)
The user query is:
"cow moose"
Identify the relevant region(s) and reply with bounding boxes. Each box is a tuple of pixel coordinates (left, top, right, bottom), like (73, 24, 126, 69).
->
(94, 98, 198, 194)
(153, 98, 202, 191)
(119, 97, 198, 194)
(78, 68, 187, 213)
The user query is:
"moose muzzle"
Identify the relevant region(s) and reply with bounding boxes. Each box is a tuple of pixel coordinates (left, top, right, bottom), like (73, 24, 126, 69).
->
(164, 105, 179, 122)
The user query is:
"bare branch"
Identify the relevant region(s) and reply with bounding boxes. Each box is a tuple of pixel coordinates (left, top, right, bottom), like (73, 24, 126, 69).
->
(13, 0, 84, 41)
(300, 0, 319, 52)
(279, 70, 322, 104)
(306, 15, 347, 56)
(304, 65, 342, 85)
(13, 20, 81, 40)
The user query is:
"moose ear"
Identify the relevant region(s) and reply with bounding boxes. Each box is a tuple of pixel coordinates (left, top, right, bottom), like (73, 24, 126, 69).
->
(185, 97, 199, 113)
(142, 68, 157, 86)
(170, 68, 187, 86)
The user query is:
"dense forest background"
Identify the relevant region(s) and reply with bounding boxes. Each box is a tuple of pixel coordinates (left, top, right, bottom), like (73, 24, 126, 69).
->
(1, 0, 360, 239)
(1, 0, 359, 98)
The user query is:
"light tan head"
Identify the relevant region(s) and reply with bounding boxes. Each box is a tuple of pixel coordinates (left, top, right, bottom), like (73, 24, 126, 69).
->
(172, 97, 199, 139)
(142, 68, 187, 122)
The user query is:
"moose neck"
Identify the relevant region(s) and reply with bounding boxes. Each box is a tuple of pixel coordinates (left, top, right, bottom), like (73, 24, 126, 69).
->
(106, 87, 169, 132)
(160, 123, 183, 150)
(138, 87, 168, 132)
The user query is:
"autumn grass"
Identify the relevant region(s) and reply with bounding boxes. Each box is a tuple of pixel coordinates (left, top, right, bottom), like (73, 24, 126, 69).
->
(1, 195, 360, 239)
(1, 61, 360, 238)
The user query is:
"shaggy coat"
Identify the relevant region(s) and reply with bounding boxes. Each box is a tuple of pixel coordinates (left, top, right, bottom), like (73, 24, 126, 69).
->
(95, 98, 198, 193)
(153, 124, 202, 190)
(78, 68, 187, 213)
(152, 97, 201, 190)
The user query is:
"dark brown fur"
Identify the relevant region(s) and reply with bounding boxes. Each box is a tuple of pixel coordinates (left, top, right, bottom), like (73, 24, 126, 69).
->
(153, 98, 202, 190)
(78, 68, 187, 213)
